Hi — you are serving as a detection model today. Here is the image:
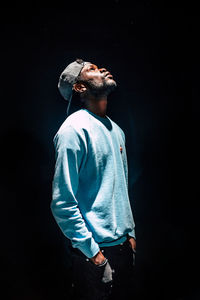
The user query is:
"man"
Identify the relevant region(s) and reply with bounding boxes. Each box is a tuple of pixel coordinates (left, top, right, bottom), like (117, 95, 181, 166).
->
(51, 58, 136, 299)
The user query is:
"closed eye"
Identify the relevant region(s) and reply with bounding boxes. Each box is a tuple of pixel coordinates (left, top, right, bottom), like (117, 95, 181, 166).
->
(88, 64, 98, 71)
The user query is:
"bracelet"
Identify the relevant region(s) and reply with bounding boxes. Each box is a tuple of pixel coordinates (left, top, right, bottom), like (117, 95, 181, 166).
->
(97, 258, 108, 267)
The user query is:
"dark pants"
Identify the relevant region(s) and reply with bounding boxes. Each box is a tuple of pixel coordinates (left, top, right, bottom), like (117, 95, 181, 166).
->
(69, 239, 136, 300)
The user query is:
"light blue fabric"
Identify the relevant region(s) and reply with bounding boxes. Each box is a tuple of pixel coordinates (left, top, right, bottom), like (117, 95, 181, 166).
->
(51, 108, 136, 258)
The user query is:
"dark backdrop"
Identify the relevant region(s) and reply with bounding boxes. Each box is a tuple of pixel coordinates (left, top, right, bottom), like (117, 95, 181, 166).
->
(1, 1, 198, 300)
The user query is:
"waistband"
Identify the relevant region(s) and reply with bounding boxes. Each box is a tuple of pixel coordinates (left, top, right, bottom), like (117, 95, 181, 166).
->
(70, 235, 129, 258)
(98, 234, 127, 248)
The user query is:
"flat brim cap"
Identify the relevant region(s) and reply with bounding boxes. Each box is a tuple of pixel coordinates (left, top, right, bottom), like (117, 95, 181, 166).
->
(58, 59, 90, 102)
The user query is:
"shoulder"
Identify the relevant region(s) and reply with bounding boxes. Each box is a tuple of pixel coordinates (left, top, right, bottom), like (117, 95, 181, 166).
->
(53, 110, 89, 147)
(57, 109, 91, 134)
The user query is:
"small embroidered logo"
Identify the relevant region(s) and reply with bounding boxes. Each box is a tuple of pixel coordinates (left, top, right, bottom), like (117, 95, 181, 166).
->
(120, 145, 123, 153)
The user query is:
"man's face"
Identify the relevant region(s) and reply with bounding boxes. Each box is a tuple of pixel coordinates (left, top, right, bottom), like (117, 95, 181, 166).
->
(79, 63, 117, 97)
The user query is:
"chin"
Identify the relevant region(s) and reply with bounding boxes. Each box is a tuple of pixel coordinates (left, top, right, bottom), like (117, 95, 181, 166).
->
(108, 79, 117, 88)
(105, 81, 117, 95)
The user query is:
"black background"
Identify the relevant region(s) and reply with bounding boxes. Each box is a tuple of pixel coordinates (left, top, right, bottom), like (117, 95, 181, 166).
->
(1, 1, 198, 299)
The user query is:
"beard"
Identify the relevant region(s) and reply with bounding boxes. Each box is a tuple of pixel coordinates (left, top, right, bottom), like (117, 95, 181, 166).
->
(84, 77, 117, 97)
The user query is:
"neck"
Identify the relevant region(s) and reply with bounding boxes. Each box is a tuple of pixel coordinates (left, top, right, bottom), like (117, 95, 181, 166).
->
(82, 95, 108, 118)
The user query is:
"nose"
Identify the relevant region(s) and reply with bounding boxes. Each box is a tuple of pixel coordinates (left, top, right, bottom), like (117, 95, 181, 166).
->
(99, 68, 107, 73)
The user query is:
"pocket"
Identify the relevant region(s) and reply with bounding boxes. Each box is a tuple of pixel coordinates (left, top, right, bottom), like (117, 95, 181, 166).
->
(125, 241, 136, 266)
(86, 259, 106, 282)
(132, 250, 136, 266)
(90, 260, 113, 284)
(89, 261, 113, 298)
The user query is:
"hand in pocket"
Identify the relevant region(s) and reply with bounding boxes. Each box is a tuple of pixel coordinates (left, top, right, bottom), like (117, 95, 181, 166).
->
(100, 260, 113, 283)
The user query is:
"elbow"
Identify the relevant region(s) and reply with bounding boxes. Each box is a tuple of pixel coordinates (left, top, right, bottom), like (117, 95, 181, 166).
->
(50, 198, 57, 217)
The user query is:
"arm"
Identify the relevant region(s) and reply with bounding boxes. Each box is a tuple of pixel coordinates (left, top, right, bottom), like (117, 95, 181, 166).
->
(51, 126, 100, 259)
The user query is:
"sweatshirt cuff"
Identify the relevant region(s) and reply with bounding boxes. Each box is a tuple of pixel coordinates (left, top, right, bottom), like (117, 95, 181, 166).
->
(128, 229, 136, 240)
(76, 238, 100, 258)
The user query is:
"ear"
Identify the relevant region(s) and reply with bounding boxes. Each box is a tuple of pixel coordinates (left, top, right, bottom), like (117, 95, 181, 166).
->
(73, 82, 87, 94)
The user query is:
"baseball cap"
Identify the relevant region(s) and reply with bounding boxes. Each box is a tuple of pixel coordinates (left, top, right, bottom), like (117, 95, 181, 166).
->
(58, 58, 90, 115)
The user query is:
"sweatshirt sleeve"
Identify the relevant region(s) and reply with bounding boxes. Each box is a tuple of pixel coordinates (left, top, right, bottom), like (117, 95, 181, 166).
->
(51, 126, 100, 258)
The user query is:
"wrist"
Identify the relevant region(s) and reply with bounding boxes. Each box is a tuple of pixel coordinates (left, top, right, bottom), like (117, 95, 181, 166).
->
(127, 236, 136, 252)
(96, 258, 108, 267)
(90, 250, 106, 265)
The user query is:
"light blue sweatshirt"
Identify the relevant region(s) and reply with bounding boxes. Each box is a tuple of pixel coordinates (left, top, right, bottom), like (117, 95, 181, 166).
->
(51, 108, 136, 258)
